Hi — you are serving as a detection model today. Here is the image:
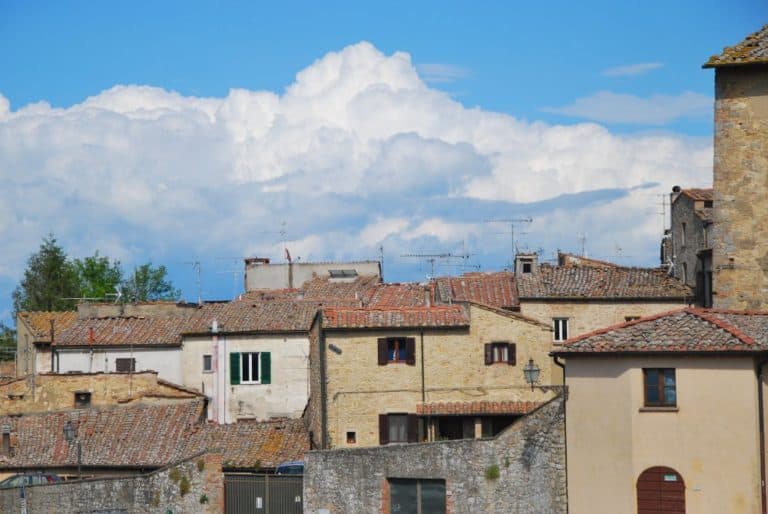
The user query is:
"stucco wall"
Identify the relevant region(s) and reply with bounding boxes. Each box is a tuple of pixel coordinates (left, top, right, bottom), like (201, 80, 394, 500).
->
(304, 396, 566, 514)
(56, 347, 183, 384)
(0, 452, 224, 514)
(245, 260, 381, 290)
(323, 305, 557, 448)
(564, 355, 761, 514)
(519, 300, 687, 342)
(712, 65, 768, 310)
(182, 334, 309, 422)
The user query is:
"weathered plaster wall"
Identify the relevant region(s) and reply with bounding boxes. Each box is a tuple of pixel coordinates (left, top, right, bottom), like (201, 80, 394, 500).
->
(182, 334, 309, 423)
(57, 347, 183, 384)
(712, 65, 768, 309)
(323, 305, 556, 448)
(0, 452, 224, 514)
(304, 396, 566, 514)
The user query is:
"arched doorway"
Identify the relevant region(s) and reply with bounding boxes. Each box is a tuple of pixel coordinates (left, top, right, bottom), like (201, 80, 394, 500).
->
(637, 466, 685, 514)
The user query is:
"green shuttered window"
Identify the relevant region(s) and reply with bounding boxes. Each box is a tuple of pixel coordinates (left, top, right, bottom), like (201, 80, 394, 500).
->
(229, 351, 271, 385)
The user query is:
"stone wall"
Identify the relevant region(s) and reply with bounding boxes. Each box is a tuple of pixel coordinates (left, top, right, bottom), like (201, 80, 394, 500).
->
(712, 65, 768, 309)
(0, 452, 224, 514)
(669, 191, 710, 290)
(304, 395, 566, 514)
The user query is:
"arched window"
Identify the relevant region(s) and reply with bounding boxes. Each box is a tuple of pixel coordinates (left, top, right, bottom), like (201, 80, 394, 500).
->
(637, 466, 685, 514)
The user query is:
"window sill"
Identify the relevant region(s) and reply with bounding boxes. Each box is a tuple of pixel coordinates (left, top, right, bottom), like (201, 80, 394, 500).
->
(202, 370, 213, 374)
(639, 406, 679, 413)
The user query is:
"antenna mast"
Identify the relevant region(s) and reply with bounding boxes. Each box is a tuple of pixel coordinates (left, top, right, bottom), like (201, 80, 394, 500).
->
(401, 252, 471, 279)
(485, 217, 533, 265)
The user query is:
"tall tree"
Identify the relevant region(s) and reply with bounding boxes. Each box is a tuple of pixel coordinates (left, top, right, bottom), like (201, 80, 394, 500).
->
(121, 263, 181, 302)
(0, 322, 15, 362)
(73, 252, 123, 300)
(12, 235, 79, 317)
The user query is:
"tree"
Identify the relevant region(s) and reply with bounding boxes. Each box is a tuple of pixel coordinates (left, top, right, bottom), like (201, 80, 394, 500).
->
(73, 252, 123, 300)
(121, 263, 181, 302)
(12, 235, 79, 317)
(0, 323, 15, 362)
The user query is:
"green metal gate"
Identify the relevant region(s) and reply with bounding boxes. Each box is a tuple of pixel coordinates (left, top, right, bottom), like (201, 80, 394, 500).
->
(225, 474, 303, 514)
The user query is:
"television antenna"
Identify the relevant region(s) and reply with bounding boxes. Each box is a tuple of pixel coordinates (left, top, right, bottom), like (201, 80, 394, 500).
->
(183, 261, 202, 305)
(484, 217, 533, 264)
(400, 252, 472, 278)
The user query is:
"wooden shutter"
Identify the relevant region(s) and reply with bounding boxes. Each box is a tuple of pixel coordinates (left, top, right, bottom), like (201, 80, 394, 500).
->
(230, 352, 241, 385)
(261, 352, 271, 384)
(507, 343, 517, 365)
(379, 414, 389, 445)
(405, 338, 416, 365)
(377, 338, 388, 365)
(407, 414, 419, 443)
(484, 344, 493, 365)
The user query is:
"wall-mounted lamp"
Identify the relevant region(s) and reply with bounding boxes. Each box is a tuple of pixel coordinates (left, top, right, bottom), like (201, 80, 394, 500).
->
(523, 359, 541, 391)
(328, 344, 343, 355)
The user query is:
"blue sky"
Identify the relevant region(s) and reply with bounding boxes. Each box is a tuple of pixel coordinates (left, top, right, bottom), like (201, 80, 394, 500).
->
(0, 1, 765, 321)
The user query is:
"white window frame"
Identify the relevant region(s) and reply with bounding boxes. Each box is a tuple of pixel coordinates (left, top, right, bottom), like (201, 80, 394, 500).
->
(553, 318, 569, 342)
(241, 352, 261, 384)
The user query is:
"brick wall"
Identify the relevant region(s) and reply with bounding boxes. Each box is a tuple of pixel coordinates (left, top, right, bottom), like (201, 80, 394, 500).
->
(304, 395, 566, 514)
(712, 65, 768, 309)
(0, 452, 224, 513)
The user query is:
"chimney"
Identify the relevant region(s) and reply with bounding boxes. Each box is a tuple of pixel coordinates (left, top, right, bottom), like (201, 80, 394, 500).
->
(514, 253, 538, 275)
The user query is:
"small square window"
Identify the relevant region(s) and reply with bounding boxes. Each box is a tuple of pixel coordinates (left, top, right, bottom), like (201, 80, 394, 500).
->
(74, 392, 91, 408)
(346, 431, 356, 444)
(377, 338, 415, 365)
(485, 342, 516, 365)
(553, 318, 569, 342)
(203, 354, 213, 373)
(644, 368, 676, 407)
(115, 358, 136, 373)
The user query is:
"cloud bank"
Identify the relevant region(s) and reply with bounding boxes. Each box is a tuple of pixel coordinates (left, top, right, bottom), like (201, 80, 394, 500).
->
(0, 41, 712, 306)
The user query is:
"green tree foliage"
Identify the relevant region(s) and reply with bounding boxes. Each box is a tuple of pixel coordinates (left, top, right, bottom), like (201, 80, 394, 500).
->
(12, 235, 79, 316)
(121, 263, 181, 302)
(73, 252, 123, 300)
(0, 322, 15, 362)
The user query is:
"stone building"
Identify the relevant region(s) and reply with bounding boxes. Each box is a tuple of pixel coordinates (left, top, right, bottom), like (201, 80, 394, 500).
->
(704, 24, 768, 310)
(667, 186, 714, 306)
(244, 256, 381, 291)
(307, 298, 557, 450)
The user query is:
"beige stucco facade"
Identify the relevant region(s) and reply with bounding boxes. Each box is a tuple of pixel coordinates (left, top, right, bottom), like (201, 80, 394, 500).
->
(323, 304, 558, 448)
(564, 355, 763, 514)
(182, 333, 309, 423)
(520, 300, 688, 342)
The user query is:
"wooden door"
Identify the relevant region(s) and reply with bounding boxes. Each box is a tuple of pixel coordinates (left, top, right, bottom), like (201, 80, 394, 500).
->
(637, 466, 685, 514)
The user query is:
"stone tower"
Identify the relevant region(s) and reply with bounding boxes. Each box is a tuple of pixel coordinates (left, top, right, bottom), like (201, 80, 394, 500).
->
(704, 24, 768, 309)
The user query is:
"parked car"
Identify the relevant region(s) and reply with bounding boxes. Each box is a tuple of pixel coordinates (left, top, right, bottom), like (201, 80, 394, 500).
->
(275, 461, 304, 475)
(0, 473, 62, 488)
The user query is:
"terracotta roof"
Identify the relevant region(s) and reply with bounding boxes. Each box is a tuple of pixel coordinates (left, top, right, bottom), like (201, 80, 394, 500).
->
(417, 400, 542, 416)
(55, 316, 190, 347)
(367, 283, 429, 308)
(680, 188, 714, 202)
(184, 301, 318, 334)
(552, 308, 768, 354)
(0, 400, 308, 471)
(322, 305, 469, 329)
(0, 401, 206, 469)
(516, 264, 692, 300)
(17, 311, 78, 343)
(300, 275, 381, 302)
(704, 24, 768, 68)
(191, 418, 308, 469)
(433, 272, 518, 309)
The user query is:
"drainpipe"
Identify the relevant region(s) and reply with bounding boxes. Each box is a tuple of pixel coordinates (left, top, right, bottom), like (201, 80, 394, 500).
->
(757, 356, 768, 514)
(211, 319, 219, 423)
(553, 355, 569, 514)
(319, 314, 328, 449)
(49, 320, 56, 373)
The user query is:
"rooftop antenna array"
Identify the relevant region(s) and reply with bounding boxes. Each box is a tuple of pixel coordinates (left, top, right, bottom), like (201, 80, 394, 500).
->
(484, 217, 533, 266)
(577, 233, 587, 257)
(400, 252, 473, 279)
(183, 261, 202, 305)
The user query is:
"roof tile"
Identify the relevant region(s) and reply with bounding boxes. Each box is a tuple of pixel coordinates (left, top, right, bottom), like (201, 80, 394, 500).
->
(704, 24, 768, 68)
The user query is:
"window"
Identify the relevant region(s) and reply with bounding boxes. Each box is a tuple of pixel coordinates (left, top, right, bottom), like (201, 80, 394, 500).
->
(389, 478, 446, 514)
(328, 269, 358, 278)
(74, 391, 91, 408)
(346, 431, 356, 444)
(377, 337, 416, 365)
(202, 354, 213, 373)
(644, 368, 676, 407)
(681, 222, 687, 248)
(553, 318, 569, 342)
(229, 352, 271, 385)
(115, 358, 136, 373)
(625, 316, 641, 322)
(379, 413, 418, 444)
(681, 262, 688, 283)
(484, 342, 516, 365)
(522, 260, 533, 273)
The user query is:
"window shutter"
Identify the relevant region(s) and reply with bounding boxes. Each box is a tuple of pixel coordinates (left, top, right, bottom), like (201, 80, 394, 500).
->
(407, 414, 419, 443)
(484, 344, 493, 365)
(379, 414, 389, 445)
(377, 338, 388, 365)
(405, 338, 416, 365)
(507, 343, 517, 365)
(261, 352, 271, 384)
(230, 352, 241, 385)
